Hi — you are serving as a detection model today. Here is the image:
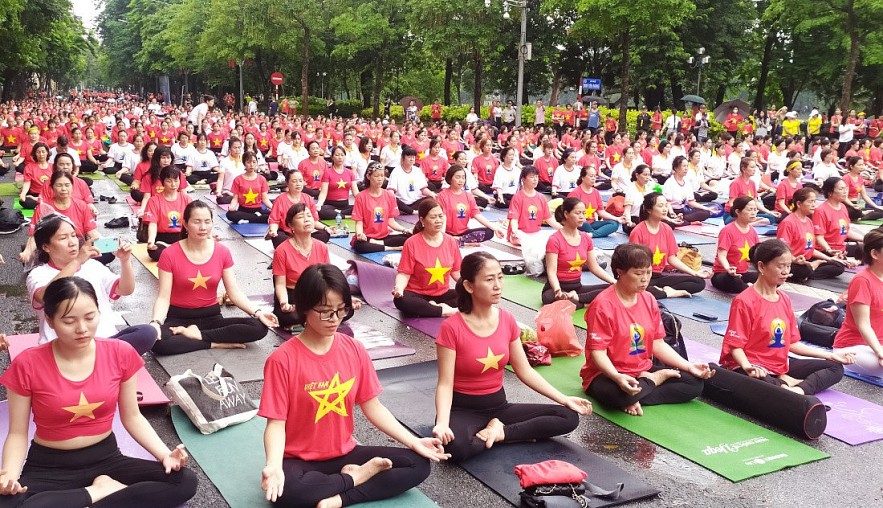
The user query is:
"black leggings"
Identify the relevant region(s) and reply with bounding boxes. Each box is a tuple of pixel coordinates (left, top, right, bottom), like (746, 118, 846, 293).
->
(0, 434, 197, 508)
(20, 192, 40, 210)
(79, 159, 99, 174)
(396, 197, 430, 216)
(185, 170, 218, 185)
(541, 280, 608, 306)
(147, 232, 180, 262)
(270, 229, 331, 248)
(118, 173, 134, 186)
(710, 271, 759, 294)
(393, 289, 457, 317)
(318, 199, 353, 221)
(227, 205, 269, 224)
(444, 388, 579, 462)
(734, 357, 843, 395)
(847, 205, 883, 223)
(273, 287, 299, 329)
(790, 261, 845, 283)
(648, 272, 705, 300)
(353, 234, 409, 253)
(587, 365, 704, 410)
(152, 304, 267, 355)
(674, 207, 711, 224)
(129, 188, 145, 203)
(694, 191, 718, 203)
(273, 445, 430, 508)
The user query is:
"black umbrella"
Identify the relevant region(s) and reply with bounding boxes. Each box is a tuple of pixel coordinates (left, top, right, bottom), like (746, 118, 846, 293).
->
(680, 95, 706, 105)
(581, 95, 607, 105)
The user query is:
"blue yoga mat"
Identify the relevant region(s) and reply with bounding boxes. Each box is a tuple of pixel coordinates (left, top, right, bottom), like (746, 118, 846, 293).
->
(710, 322, 728, 336)
(673, 230, 718, 245)
(591, 233, 629, 250)
(329, 236, 355, 251)
(845, 371, 883, 387)
(754, 225, 778, 236)
(704, 216, 725, 226)
(660, 294, 731, 322)
(219, 213, 269, 237)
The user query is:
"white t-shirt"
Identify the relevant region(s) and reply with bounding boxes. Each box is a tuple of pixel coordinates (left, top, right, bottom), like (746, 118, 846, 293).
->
(188, 103, 209, 125)
(106, 143, 133, 167)
(380, 145, 402, 170)
(191, 149, 220, 172)
(652, 154, 673, 176)
(171, 143, 197, 167)
(388, 165, 428, 205)
(493, 165, 520, 195)
(768, 151, 788, 174)
(813, 162, 841, 182)
(49, 147, 81, 167)
(610, 163, 633, 191)
(552, 165, 580, 192)
(219, 157, 245, 193)
(663, 176, 695, 205)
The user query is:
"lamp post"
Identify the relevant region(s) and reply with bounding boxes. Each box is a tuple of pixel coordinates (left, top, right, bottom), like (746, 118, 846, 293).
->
(322, 72, 327, 98)
(687, 47, 710, 96)
(486, 0, 529, 127)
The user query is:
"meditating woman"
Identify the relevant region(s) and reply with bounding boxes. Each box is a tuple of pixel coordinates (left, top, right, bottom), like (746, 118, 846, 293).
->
(662, 155, 712, 224)
(834, 228, 883, 379)
(842, 156, 883, 222)
(725, 156, 779, 225)
(567, 165, 624, 238)
(259, 264, 447, 507)
(187, 133, 221, 185)
(628, 192, 709, 299)
(316, 145, 359, 220)
(581, 243, 714, 416)
(492, 147, 521, 208)
(392, 199, 462, 318)
(129, 141, 157, 204)
(433, 252, 591, 461)
(472, 138, 499, 195)
(450, 150, 494, 208)
(772, 160, 803, 220)
(143, 166, 192, 262)
(351, 162, 411, 254)
(711, 196, 760, 293)
(437, 165, 503, 245)
(776, 188, 847, 282)
(420, 137, 449, 192)
(388, 146, 434, 215)
(813, 176, 866, 261)
(39, 153, 96, 218)
(298, 140, 327, 198)
(215, 137, 246, 204)
(149, 201, 277, 355)
(0, 276, 197, 507)
(136, 146, 188, 217)
(720, 239, 852, 394)
(227, 151, 273, 224)
(19, 142, 52, 209)
(507, 166, 562, 246)
(267, 170, 332, 247)
(551, 149, 581, 198)
(542, 197, 616, 306)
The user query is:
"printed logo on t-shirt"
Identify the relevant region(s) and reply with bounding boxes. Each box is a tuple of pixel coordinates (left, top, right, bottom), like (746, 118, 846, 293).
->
(373, 207, 384, 223)
(804, 232, 814, 251)
(527, 205, 538, 221)
(768, 318, 787, 348)
(167, 210, 181, 229)
(485, 164, 492, 176)
(63, 392, 104, 422)
(39, 175, 49, 184)
(426, 258, 453, 285)
(408, 180, 415, 192)
(838, 218, 848, 236)
(456, 203, 467, 219)
(313, 170, 320, 182)
(628, 323, 646, 355)
(306, 372, 354, 423)
(477, 346, 505, 373)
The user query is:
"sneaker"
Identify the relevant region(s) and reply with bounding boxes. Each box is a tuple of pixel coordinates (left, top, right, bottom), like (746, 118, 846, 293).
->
(104, 217, 129, 228)
(237, 219, 249, 224)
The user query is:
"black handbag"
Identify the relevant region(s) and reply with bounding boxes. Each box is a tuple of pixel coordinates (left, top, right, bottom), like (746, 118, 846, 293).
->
(136, 218, 149, 243)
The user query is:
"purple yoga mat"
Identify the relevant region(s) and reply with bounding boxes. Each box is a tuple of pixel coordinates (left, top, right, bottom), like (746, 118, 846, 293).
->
(349, 260, 444, 337)
(702, 280, 820, 312)
(684, 338, 883, 445)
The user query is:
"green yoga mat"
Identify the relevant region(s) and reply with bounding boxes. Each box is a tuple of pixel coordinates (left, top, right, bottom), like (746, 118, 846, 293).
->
(171, 407, 438, 508)
(856, 219, 883, 226)
(321, 217, 356, 230)
(531, 356, 828, 482)
(13, 198, 33, 218)
(501, 275, 588, 329)
(0, 182, 20, 196)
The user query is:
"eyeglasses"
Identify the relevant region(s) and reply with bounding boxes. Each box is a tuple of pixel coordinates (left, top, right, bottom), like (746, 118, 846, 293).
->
(312, 307, 352, 321)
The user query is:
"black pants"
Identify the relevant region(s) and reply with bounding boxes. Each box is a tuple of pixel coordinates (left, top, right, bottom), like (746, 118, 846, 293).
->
(186, 170, 218, 185)
(734, 357, 843, 395)
(444, 388, 579, 462)
(648, 272, 705, 300)
(103, 163, 122, 175)
(118, 173, 134, 186)
(270, 229, 331, 248)
(274, 445, 430, 508)
(273, 287, 299, 329)
(227, 205, 269, 224)
(541, 280, 608, 306)
(493, 194, 514, 209)
(473, 194, 489, 208)
(353, 234, 409, 253)
(675, 207, 711, 224)
(318, 199, 353, 221)
(426, 180, 443, 192)
(536, 181, 552, 194)
(396, 197, 429, 216)
(152, 304, 267, 355)
(303, 187, 321, 198)
(710, 271, 759, 294)
(147, 232, 180, 262)
(587, 365, 704, 410)
(393, 289, 457, 317)
(20, 192, 39, 210)
(111, 324, 157, 356)
(790, 261, 844, 283)
(129, 188, 145, 203)
(848, 205, 883, 223)
(79, 159, 99, 174)
(0, 434, 197, 508)
(694, 191, 718, 203)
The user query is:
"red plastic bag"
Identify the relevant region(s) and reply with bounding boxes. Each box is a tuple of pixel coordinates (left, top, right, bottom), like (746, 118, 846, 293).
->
(514, 460, 588, 488)
(535, 300, 582, 357)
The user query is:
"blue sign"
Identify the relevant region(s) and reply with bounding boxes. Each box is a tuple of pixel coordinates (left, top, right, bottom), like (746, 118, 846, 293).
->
(581, 77, 602, 91)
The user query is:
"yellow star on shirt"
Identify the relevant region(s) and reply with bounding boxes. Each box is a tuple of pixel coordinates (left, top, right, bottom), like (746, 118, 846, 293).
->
(188, 270, 211, 290)
(308, 373, 355, 423)
(336, 179, 347, 189)
(426, 258, 452, 285)
(161, 136, 169, 143)
(737, 240, 751, 262)
(652, 246, 665, 267)
(612, 153, 621, 162)
(243, 188, 259, 205)
(62, 392, 104, 422)
(568, 253, 585, 271)
(476, 347, 505, 373)
(584, 203, 596, 218)
(6, 135, 14, 143)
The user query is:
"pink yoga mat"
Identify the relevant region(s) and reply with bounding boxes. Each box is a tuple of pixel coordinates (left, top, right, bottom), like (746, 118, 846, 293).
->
(204, 193, 230, 211)
(7, 334, 171, 406)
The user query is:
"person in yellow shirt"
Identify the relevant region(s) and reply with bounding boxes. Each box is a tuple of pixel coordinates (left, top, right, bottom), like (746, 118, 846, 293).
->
(781, 111, 801, 137)
(807, 110, 822, 137)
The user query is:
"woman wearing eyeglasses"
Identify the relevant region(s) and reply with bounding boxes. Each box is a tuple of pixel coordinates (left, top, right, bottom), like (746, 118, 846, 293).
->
(259, 264, 449, 507)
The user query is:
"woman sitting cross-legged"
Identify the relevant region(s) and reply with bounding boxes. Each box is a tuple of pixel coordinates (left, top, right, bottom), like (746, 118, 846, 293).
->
(567, 165, 624, 238)
(143, 165, 192, 262)
(581, 243, 715, 416)
(316, 146, 359, 220)
(266, 170, 332, 248)
(351, 162, 411, 254)
(711, 196, 761, 294)
(776, 187, 847, 283)
(259, 264, 449, 507)
(226, 151, 273, 224)
(433, 252, 592, 461)
(437, 164, 504, 245)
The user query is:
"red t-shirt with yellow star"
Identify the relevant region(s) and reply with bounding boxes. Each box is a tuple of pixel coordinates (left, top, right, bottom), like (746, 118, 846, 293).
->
(726, 177, 756, 212)
(0, 338, 143, 441)
(712, 222, 758, 274)
(258, 333, 382, 460)
(157, 241, 232, 308)
(231, 174, 269, 209)
(546, 230, 594, 283)
(567, 186, 604, 224)
(321, 167, 357, 202)
(581, 285, 661, 389)
(721, 287, 798, 375)
(399, 233, 462, 296)
(143, 192, 192, 234)
(436, 309, 520, 396)
(437, 188, 479, 236)
(272, 238, 330, 287)
(628, 221, 677, 273)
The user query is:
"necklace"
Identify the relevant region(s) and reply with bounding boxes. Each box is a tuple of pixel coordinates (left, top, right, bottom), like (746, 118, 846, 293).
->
(291, 238, 312, 258)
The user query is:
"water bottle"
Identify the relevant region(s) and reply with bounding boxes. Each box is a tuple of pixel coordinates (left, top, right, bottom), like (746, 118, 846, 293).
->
(335, 211, 342, 230)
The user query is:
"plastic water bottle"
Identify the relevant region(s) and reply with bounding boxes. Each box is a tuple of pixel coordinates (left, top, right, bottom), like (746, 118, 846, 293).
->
(335, 211, 342, 229)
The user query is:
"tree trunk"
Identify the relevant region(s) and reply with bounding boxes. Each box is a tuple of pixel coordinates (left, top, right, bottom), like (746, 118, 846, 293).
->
(871, 83, 882, 116)
(372, 57, 383, 117)
(299, 24, 311, 116)
(645, 85, 664, 110)
(754, 28, 776, 111)
(839, 0, 860, 112)
(618, 29, 630, 127)
(443, 58, 453, 106)
(670, 78, 685, 112)
(549, 63, 561, 107)
(473, 50, 482, 116)
(715, 84, 726, 107)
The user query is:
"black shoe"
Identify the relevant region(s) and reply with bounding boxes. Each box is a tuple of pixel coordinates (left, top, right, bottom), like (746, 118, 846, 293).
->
(106, 196, 117, 204)
(104, 217, 129, 228)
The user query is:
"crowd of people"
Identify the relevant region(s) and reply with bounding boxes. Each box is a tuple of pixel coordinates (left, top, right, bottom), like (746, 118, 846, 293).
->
(0, 92, 881, 507)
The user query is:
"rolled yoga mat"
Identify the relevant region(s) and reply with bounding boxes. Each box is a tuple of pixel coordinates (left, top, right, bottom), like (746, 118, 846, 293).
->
(375, 362, 660, 507)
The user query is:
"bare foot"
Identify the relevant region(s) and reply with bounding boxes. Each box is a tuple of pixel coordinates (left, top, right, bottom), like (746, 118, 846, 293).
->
(316, 495, 343, 508)
(623, 402, 644, 416)
(211, 342, 247, 350)
(662, 286, 692, 298)
(340, 457, 392, 486)
(641, 368, 681, 387)
(169, 324, 203, 341)
(430, 301, 458, 317)
(782, 385, 805, 395)
(85, 475, 127, 504)
(475, 418, 505, 448)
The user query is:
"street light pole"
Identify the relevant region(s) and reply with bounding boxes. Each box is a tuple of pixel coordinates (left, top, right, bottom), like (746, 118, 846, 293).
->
(487, 0, 529, 128)
(239, 59, 244, 112)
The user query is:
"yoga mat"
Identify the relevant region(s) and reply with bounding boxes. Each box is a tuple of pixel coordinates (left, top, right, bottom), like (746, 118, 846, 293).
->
(529, 356, 829, 482)
(13, 198, 34, 218)
(754, 225, 778, 236)
(219, 213, 270, 237)
(244, 238, 275, 258)
(204, 193, 230, 211)
(702, 283, 820, 313)
(856, 219, 883, 226)
(125, 196, 140, 214)
(375, 362, 660, 507)
(171, 407, 437, 508)
(273, 321, 417, 361)
(0, 182, 21, 195)
(797, 342, 883, 387)
(154, 338, 274, 383)
(358, 250, 396, 266)
(131, 242, 159, 278)
(704, 216, 725, 226)
(110, 175, 130, 191)
(683, 338, 883, 445)
(591, 233, 629, 250)
(673, 230, 718, 245)
(500, 275, 587, 329)
(710, 322, 728, 336)
(659, 294, 731, 322)
(803, 276, 852, 294)
(321, 217, 356, 230)
(7, 333, 170, 406)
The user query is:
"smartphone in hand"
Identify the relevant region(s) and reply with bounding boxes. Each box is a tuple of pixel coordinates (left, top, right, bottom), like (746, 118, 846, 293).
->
(94, 237, 119, 254)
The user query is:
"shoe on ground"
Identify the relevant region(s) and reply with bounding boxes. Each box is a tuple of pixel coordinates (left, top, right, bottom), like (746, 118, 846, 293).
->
(104, 217, 129, 228)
